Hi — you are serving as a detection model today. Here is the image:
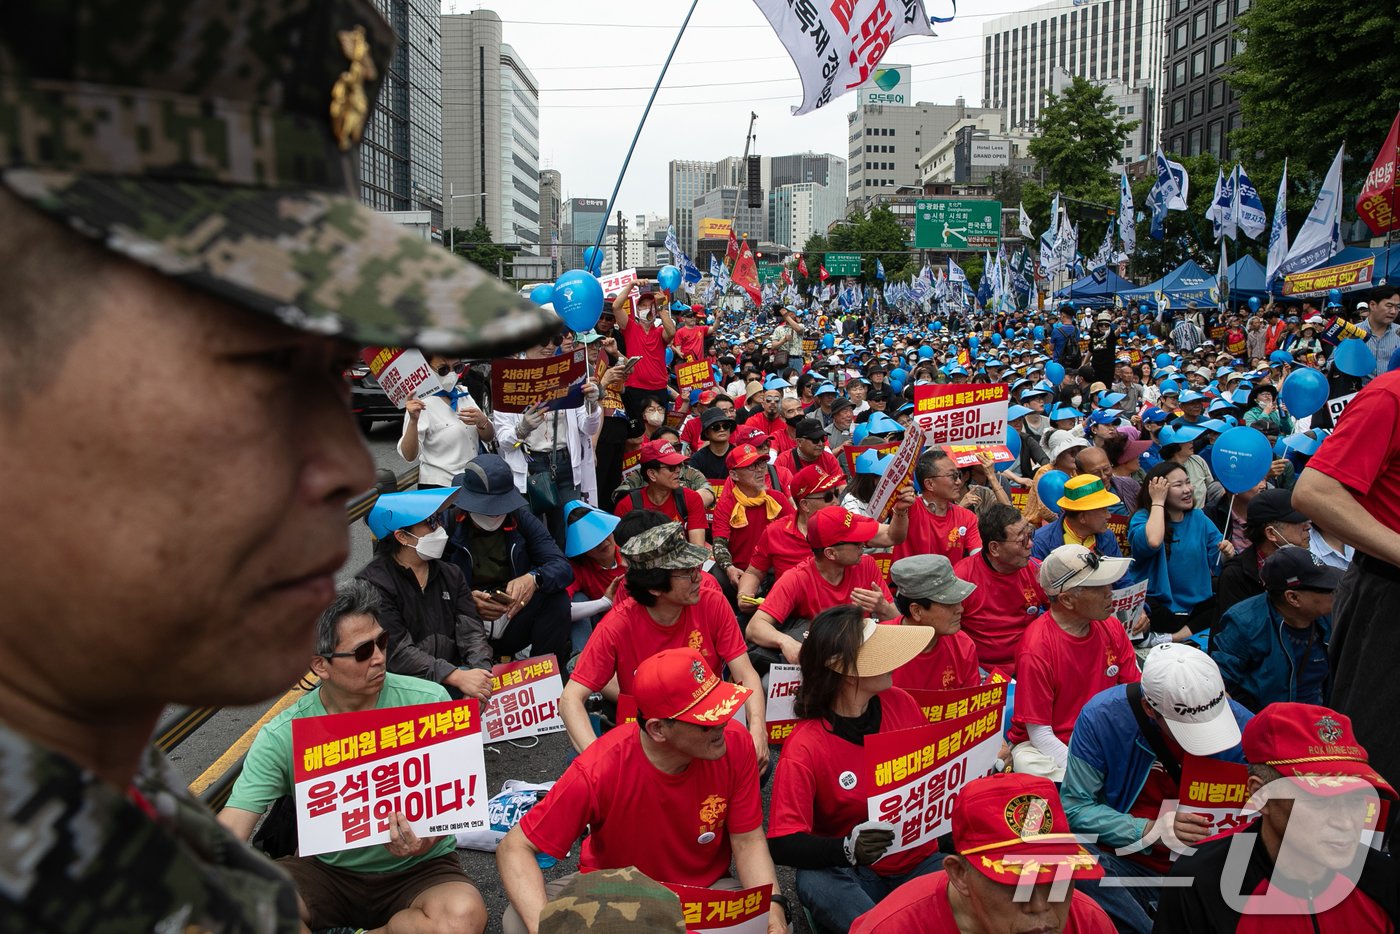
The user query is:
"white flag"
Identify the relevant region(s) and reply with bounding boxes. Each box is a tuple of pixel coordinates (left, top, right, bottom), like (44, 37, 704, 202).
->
(1279, 145, 1345, 278)
(1206, 169, 1225, 239)
(1018, 203, 1033, 239)
(1236, 164, 1268, 239)
(1266, 160, 1290, 286)
(752, 0, 937, 116)
(1118, 171, 1136, 258)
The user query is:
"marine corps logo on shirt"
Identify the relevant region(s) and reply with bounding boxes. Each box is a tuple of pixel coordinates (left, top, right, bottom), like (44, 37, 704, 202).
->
(1004, 793, 1053, 838)
(941, 667, 957, 688)
(688, 629, 705, 652)
(948, 527, 965, 549)
(1316, 715, 1344, 745)
(699, 794, 728, 829)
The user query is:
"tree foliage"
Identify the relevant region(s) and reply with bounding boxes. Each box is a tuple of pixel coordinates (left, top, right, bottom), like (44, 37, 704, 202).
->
(447, 220, 512, 278)
(1229, 0, 1400, 196)
(796, 207, 914, 289)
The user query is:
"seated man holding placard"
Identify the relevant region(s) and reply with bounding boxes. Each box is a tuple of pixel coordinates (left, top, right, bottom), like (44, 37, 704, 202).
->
(218, 581, 487, 934)
(497, 648, 790, 934)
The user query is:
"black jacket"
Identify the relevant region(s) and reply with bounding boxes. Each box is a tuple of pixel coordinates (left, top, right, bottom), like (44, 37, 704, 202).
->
(1216, 546, 1265, 626)
(445, 507, 573, 594)
(356, 552, 492, 683)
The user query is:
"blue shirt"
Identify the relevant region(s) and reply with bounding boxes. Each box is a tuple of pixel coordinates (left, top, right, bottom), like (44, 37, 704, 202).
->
(1127, 508, 1222, 613)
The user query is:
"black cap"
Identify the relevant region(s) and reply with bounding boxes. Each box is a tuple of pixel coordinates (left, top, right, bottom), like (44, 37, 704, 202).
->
(794, 418, 827, 441)
(1246, 488, 1308, 527)
(700, 407, 735, 431)
(830, 397, 854, 416)
(1261, 547, 1344, 592)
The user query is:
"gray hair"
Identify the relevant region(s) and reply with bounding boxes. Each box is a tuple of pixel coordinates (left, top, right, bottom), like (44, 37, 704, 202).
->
(314, 579, 384, 657)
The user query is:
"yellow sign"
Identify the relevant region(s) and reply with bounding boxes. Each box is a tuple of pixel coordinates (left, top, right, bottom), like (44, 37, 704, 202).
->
(696, 218, 733, 240)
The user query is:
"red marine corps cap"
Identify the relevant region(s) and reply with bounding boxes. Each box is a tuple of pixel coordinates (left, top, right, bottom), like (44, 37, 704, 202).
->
(953, 773, 1104, 884)
(632, 648, 751, 726)
(1242, 703, 1396, 799)
(806, 504, 879, 549)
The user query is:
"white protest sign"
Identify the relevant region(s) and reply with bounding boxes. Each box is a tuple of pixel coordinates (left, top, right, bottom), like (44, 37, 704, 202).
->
(763, 664, 802, 745)
(868, 426, 923, 521)
(1110, 579, 1149, 631)
(598, 268, 638, 297)
(360, 346, 439, 408)
(482, 655, 566, 745)
(1327, 392, 1357, 425)
(293, 700, 488, 856)
(912, 383, 1011, 446)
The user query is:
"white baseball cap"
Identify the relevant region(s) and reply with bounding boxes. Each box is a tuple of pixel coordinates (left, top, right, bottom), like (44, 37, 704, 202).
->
(1039, 545, 1131, 596)
(1141, 644, 1240, 756)
(1047, 430, 1090, 463)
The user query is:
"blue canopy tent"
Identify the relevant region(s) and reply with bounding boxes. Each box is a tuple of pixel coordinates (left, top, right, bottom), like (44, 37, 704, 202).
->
(1277, 246, 1400, 298)
(1222, 254, 1267, 305)
(1053, 268, 1137, 305)
(1119, 260, 1218, 311)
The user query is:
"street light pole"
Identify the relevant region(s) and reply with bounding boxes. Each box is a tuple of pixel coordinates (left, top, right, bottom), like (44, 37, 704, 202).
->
(447, 182, 488, 254)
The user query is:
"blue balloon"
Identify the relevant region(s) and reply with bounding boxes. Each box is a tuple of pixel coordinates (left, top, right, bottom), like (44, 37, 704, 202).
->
(883, 336, 895, 348)
(999, 425, 1021, 471)
(1333, 338, 1374, 378)
(551, 269, 604, 332)
(1037, 470, 1069, 515)
(1032, 325, 1046, 340)
(890, 367, 908, 383)
(968, 335, 980, 351)
(528, 283, 555, 307)
(992, 332, 1003, 347)
(931, 321, 944, 332)
(1045, 361, 1066, 385)
(1156, 353, 1174, 369)
(1138, 324, 1149, 337)
(657, 264, 682, 292)
(1004, 329, 1016, 341)
(1328, 288, 1342, 306)
(1138, 303, 1149, 315)
(582, 246, 604, 275)
(665, 346, 674, 366)
(1210, 426, 1273, 493)
(918, 345, 934, 360)
(1248, 296, 1260, 312)
(1280, 367, 1329, 418)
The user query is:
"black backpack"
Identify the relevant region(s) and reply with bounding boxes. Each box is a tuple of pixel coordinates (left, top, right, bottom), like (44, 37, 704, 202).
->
(628, 488, 689, 522)
(1057, 324, 1083, 368)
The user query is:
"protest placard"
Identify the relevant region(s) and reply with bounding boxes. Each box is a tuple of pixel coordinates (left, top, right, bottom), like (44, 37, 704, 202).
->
(293, 700, 488, 856)
(904, 681, 1010, 730)
(1327, 392, 1357, 425)
(868, 550, 894, 583)
(913, 384, 1010, 447)
(1177, 755, 1251, 855)
(595, 354, 625, 417)
(598, 268, 637, 297)
(360, 346, 439, 408)
(763, 665, 802, 745)
(677, 359, 716, 392)
(1107, 514, 1132, 557)
(665, 883, 772, 934)
(940, 443, 1014, 469)
(1110, 579, 1149, 630)
(490, 348, 587, 414)
(865, 691, 1007, 855)
(482, 656, 565, 745)
(868, 427, 923, 521)
(1009, 484, 1030, 511)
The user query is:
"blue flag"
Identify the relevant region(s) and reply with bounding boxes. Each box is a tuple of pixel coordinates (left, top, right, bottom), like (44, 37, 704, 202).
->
(875, 259, 886, 280)
(663, 226, 702, 285)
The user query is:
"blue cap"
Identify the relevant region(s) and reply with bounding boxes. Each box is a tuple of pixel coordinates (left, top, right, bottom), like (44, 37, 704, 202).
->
(1207, 398, 1236, 414)
(855, 449, 894, 475)
(1049, 405, 1082, 421)
(1020, 386, 1053, 401)
(946, 366, 968, 377)
(1197, 418, 1229, 433)
(1007, 404, 1033, 421)
(1178, 390, 1207, 404)
(1159, 379, 1182, 396)
(1087, 409, 1120, 426)
(1097, 391, 1127, 409)
(1215, 366, 1237, 378)
(815, 382, 838, 395)
(1159, 424, 1205, 447)
(763, 375, 790, 390)
(1269, 350, 1294, 365)
(1282, 429, 1330, 456)
(865, 411, 906, 436)
(563, 499, 621, 558)
(366, 488, 456, 541)
(1140, 406, 1170, 424)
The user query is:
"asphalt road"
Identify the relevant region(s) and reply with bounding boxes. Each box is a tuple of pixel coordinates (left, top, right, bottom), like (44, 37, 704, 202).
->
(166, 421, 814, 933)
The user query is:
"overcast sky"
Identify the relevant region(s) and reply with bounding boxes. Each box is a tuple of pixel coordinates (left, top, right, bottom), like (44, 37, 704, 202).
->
(443, 0, 1031, 218)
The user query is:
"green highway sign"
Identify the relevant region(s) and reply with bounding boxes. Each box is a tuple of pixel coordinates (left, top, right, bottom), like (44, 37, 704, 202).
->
(914, 199, 1003, 250)
(757, 262, 782, 285)
(824, 252, 862, 276)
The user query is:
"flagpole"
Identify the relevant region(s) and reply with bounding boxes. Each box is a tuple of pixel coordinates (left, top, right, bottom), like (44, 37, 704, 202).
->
(590, 0, 701, 258)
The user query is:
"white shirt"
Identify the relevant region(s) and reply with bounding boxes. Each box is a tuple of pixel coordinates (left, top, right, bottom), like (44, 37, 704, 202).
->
(1309, 525, 1354, 571)
(398, 394, 483, 487)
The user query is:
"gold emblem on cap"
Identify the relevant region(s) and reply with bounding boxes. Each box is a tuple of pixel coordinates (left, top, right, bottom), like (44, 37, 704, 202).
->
(330, 26, 377, 151)
(1316, 715, 1344, 745)
(1003, 793, 1053, 837)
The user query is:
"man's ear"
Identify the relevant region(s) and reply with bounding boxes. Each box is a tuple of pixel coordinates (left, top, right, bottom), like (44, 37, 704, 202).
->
(310, 653, 331, 682)
(944, 854, 974, 897)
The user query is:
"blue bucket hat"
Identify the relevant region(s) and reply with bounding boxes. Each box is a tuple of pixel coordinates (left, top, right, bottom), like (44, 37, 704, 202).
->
(855, 449, 894, 475)
(563, 499, 621, 558)
(1159, 424, 1205, 447)
(1049, 405, 1082, 422)
(865, 411, 906, 436)
(763, 375, 791, 390)
(367, 488, 455, 541)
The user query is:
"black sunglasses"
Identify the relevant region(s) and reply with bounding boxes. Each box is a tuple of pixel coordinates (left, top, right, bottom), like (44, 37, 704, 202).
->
(324, 631, 389, 663)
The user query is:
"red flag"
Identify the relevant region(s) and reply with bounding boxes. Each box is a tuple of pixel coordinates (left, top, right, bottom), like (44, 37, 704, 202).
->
(818, 265, 830, 282)
(781, 268, 792, 285)
(798, 256, 809, 278)
(732, 240, 762, 305)
(1359, 109, 1400, 236)
(725, 229, 740, 268)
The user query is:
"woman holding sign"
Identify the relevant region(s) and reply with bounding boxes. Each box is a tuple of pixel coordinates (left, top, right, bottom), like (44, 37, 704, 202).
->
(767, 605, 945, 933)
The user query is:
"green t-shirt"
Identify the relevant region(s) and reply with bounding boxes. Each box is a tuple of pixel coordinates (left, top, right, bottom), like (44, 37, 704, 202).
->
(226, 672, 457, 873)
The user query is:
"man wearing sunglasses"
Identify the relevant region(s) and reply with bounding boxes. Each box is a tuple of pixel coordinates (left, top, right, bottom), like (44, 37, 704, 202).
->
(220, 581, 487, 933)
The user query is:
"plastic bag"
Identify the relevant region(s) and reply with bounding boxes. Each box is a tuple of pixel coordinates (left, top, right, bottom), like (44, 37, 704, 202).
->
(455, 779, 562, 868)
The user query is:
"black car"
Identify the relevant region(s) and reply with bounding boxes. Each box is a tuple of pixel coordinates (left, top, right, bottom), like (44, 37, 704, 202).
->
(345, 364, 399, 433)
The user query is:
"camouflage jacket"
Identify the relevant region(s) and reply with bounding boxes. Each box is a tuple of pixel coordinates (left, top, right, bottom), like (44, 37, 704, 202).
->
(0, 724, 300, 933)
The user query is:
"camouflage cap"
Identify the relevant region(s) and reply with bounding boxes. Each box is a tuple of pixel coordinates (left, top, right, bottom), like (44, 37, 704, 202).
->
(0, 0, 557, 357)
(619, 521, 709, 570)
(538, 867, 684, 933)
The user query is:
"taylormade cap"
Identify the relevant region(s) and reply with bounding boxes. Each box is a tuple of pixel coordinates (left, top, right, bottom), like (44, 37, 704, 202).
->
(1141, 644, 1241, 756)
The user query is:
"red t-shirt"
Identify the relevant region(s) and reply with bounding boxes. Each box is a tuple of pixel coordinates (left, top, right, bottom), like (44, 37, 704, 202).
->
(570, 587, 747, 694)
(672, 324, 710, 363)
(519, 719, 762, 885)
(768, 689, 941, 876)
(849, 871, 1115, 934)
(679, 414, 704, 452)
(1305, 370, 1400, 534)
(746, 515, 814, 580)
(1126, 731, 1187, 875)
(613, 486, 708, 535)
(952, 553, 1047, 677)
(880, 622, 981, 691)
(742, 411, 795, 453)
(713, 488, 794, 570)
(568, 548, 624, 600)
(619, 316, 669, 390)
(893, 500, 983, 564)
(775, 447, 843, 480)
(761, 555, 894, 623)
(1008, 611, 1142, 744)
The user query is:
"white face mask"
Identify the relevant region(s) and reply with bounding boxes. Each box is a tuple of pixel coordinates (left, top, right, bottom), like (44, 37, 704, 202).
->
(644, 410, 665, 427)
(406, 526, 448, 560)
(437, 369, 459, 392)
(472, 513, 507, 531)
(1071, 394, 1083, 407)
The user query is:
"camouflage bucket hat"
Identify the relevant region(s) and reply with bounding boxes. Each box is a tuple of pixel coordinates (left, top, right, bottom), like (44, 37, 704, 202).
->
(0, 0, 557, 357)
(619, 521, 709, 571)
(538, 867, 684, 933)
